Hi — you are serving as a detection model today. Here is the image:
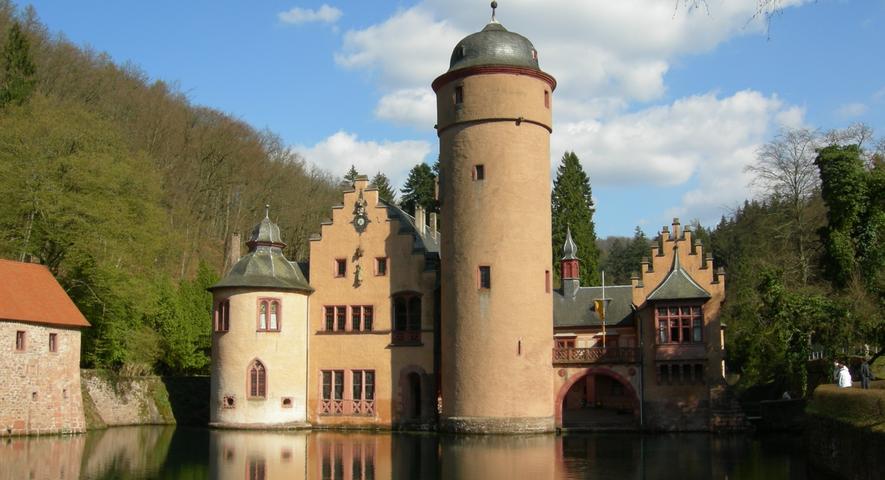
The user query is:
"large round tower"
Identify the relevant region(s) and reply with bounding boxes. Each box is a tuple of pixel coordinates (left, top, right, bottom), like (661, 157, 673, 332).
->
(209, 208, 313, 428)
(433, 4, 556, 433)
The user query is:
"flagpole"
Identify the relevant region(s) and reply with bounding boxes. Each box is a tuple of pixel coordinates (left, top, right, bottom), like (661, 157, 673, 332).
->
(602, 270, 606, 349)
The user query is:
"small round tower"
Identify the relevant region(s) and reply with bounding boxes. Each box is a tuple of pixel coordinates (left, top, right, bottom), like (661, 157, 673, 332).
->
(209, 207, 313, 428)
(433, 3, 556, 433)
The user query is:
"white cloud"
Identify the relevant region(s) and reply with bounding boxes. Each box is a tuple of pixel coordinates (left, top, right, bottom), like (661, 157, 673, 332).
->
(294, 131, 431, 188)
(836, 102, 868, 118)
(334, 0, 810, 125)
(374, 88, 436, 129)
(551, 90, 802, 225)
(278, 4, 342, 25)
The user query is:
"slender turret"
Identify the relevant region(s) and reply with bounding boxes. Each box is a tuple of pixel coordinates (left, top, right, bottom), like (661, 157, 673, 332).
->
(434, 2, 556, 433)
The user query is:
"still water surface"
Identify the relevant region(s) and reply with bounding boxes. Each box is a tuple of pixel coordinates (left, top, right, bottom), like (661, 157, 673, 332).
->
(1, 426, 830, 480)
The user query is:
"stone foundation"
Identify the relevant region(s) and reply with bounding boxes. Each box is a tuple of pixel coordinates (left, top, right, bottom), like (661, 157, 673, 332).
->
(440, 416, 555, 434)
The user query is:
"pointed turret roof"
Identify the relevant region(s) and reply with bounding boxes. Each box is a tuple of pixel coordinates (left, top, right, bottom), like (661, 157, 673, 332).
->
(562, 226, 578, 260)
(646, 245, 710, 301)
(209, 207, 312, 292)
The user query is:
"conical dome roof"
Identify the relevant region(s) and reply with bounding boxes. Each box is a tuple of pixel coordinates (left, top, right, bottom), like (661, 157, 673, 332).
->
(448, 21, 540, 72)
(209, 207, 312, 292)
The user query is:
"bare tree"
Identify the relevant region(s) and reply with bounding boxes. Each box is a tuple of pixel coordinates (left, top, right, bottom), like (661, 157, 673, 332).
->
(746, 127, 821, 284)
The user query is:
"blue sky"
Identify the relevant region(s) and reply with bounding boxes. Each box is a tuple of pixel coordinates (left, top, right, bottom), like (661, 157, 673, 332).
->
(23, 0, 885, 237)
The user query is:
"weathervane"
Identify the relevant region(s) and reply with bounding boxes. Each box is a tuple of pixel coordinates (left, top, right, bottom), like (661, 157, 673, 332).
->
(264, 204, 270, 218)
(491, 1, 498, 22)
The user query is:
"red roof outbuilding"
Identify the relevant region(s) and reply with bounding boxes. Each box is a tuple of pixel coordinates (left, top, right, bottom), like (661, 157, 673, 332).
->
(0, 259, 90, 328)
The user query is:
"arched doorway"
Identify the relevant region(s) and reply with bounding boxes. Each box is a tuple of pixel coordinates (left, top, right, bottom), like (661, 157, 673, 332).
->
(557, 368, 638, 430)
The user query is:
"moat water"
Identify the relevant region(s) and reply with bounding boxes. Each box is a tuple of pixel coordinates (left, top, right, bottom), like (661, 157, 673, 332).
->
(1, 426, 833, 480)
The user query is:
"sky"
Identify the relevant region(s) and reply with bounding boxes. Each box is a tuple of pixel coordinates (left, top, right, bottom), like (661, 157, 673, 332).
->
(22, 0, 885, 237)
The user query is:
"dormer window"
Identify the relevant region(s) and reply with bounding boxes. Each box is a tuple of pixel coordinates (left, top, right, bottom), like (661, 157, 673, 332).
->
(531, 49, 538, 60)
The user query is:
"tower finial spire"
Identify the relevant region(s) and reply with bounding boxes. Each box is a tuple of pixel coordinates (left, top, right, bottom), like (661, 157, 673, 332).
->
(490, 1, 498, 22)
(264, 204, 270, 219)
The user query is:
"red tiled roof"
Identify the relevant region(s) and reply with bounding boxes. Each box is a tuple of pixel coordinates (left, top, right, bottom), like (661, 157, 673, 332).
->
(0, 259, 90, 328)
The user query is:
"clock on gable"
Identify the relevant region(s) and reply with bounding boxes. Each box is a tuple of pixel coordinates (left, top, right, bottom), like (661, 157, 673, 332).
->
(352, 191, 370, 234)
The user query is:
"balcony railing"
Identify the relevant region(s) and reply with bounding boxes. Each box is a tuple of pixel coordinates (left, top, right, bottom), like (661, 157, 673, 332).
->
(552, 347, 639, 365)
(319, 399, 376, 417)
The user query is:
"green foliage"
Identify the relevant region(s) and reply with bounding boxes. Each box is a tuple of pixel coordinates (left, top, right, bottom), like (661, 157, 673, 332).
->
(552, 151, 600, 286)
(0, 21, 35, 106)
(0, 3, 341, 372)
(599, 226, 649, 284)
(816, 145, 867, 288)
(816, 144, 884, 295)
(371, 171, 396, 204)
(151, 262, 217, 375)
(400, 162, 437, 217)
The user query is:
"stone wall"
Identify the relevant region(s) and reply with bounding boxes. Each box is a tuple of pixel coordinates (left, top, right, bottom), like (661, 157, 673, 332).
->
(81, 370, 175, 427)
(0, 321, 86, 436)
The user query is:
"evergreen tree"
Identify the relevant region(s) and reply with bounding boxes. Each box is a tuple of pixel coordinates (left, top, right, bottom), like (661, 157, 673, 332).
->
(552, 151, 600, 285)
(400, 162, 437, 218)
(0, 22, 36, 107)
(371, 171, 396, 204)
(343, 164, 360, 186)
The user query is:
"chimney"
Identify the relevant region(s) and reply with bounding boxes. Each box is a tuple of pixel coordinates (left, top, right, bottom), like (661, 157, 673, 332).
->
(224, 233, 241, 275)
(415, 206, 426, 236)
(429, 212, 438, 235)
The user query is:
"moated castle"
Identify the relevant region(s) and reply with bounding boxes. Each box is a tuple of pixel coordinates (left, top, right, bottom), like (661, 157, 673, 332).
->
(208, 9, 737, 434)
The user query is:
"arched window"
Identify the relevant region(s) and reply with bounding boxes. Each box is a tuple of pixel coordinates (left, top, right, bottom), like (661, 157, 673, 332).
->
(269, 301, 279, 331)
(392, 293, 421, 345)
(258, 301, 268, 330)
(249, 360, 267, 399)
(257, 298, 281, 332)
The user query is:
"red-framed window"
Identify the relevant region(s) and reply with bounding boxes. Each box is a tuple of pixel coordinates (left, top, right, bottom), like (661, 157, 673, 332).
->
(48, 333, 57, 353)
(352, 370, 375, 402)
(655, 305, 703, 344)
(375, 257, 387, 276)
(324, 305, 347, 332)
(248, 360, 267, 399)
(555, 338, 575, 349)
(351, 306, 373, 332)
(15, 331, 25, 351)
(257, 298, 281, 332)
(478, 266, 491, 289)
(334, 258, 347, 277)
(214, 299, 230, 332)
(321, 370, 345, 401)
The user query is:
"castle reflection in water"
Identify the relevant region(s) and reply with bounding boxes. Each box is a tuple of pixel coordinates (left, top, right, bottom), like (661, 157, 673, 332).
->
(0, 426, 819, 480)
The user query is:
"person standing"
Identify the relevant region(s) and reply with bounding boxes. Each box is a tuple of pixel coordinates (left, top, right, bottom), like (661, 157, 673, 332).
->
(860, 359, 873, 389)
(838, 362, 853, 388)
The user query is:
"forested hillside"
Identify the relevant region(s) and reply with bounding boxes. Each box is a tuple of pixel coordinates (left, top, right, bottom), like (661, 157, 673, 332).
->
(0, 2, 340, 373)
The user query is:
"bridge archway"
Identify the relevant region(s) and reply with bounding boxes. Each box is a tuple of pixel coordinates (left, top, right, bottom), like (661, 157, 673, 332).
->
(555, 367, 639, 430)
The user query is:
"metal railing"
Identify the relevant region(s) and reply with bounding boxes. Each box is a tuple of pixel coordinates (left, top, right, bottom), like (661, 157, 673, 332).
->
(552, 347, 640, 365)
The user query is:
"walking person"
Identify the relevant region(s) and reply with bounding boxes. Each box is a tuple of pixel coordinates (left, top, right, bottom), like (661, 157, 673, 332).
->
(860, 358, 873, 389)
